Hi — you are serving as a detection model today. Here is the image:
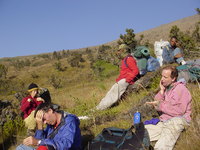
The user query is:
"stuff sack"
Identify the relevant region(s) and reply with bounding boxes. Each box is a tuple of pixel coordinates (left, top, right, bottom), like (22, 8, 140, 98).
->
(177, 59, 200, 83)
(87, 123, 151, 150)
(133, 46, 150, 59)
(154, 39, 169, 66)
(147, 56, 160, 72)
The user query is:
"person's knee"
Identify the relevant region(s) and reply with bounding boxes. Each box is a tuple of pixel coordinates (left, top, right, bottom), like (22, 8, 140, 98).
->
(16, 144, 24, 150)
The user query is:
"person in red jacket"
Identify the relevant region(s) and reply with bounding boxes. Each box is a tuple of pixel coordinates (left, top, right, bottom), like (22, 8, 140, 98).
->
(21, 83, 44, 135)
(96, 44, 139, 110)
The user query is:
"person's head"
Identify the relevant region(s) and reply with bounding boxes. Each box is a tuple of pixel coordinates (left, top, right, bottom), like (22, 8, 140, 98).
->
(116, 44, 130, 59)
(34, 103, 60, 125)
(161, 66, 178, 87)
(170, 36, 178, 48)
(28, 83, 39, 98)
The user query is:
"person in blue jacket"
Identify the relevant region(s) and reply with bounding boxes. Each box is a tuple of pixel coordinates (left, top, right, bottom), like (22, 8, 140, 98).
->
(162, 36, 186, 65)
(16, 103, 81, 150)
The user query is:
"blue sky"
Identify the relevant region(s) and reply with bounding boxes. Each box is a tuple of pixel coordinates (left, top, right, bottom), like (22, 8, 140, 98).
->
(0, 0, 199, 58)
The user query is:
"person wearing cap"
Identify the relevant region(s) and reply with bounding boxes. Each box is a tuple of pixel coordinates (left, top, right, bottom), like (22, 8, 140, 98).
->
(20, 83, 45, 134)
(162, 36, 186, 65)
(16, 103, 81, 150)
(96, 44, 139, 110)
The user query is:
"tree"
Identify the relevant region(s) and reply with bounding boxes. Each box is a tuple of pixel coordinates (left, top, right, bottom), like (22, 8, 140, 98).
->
(196, 8, 200, 15)
(117, 28, 137, 50)
(52, 51, 61, 60)
(169, 25, 180, 38)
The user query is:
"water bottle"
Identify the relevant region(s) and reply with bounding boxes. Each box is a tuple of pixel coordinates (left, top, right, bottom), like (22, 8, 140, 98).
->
(134, 111, 141, 129)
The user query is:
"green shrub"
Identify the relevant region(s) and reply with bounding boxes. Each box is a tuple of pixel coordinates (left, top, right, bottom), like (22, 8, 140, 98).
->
(92, 60, 118, 79)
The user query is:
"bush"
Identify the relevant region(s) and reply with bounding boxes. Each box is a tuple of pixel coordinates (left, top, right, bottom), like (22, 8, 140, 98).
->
(48, 74, 62, 89)
(54, 61, 66, 71)
(0, 64, 8, 79)
(92, 60, 118, 79)
(10, 59, 31, 69)
(67, 52, 85, 68)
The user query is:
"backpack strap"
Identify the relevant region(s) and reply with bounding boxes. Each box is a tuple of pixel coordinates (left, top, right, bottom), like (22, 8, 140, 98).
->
(124, 55, 133, 68)
(47, 111, 69, 139)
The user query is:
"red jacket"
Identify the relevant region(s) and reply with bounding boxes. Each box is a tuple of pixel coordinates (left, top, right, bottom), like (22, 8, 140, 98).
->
(20, 95, 43, 119)
(116, 55, 139, 84)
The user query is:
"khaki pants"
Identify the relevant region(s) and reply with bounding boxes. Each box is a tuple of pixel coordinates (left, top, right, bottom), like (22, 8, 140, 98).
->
(24, 110, 36, 130)
(96, 79, 129, 110)
(145, 117, 189, 150)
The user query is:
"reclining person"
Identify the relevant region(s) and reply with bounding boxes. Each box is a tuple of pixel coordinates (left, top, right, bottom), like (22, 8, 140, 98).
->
(145, 66, 192, 150)
(96, 44, 139, 110)
(16, 103, 82, 150)
(162, 36, 186, 65)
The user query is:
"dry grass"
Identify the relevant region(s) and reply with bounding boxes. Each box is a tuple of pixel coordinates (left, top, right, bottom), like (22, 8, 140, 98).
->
(174, 83, 200, 149)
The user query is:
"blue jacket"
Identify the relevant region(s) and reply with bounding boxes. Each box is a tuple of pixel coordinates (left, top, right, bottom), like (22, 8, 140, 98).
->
(162, 44, 184, 64)
(35, 111, 81, 150)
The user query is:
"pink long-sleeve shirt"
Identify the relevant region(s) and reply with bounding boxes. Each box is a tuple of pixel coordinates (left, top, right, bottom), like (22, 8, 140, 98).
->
(155, 82, 192, 122)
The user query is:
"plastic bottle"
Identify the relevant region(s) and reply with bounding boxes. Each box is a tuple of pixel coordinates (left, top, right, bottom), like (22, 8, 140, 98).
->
(134, 111, 141, 129)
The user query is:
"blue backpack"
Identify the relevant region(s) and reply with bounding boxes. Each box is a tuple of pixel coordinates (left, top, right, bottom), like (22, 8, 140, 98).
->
(147, 56, 160, 72)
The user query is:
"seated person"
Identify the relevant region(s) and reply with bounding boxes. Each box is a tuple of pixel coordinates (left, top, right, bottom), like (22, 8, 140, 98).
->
(162, 36, 186, 65)
(145, 66, 192, 150)
(96, 44, 139, 110)
(16, 103, 82, 150)
(20, 83, 44, 135)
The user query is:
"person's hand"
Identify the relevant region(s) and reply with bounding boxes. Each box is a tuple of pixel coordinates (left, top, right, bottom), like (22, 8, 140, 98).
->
(159, 80, 165, 95)
(146, 101, 160, 109)
(27, 98, 32, 102)
(35, 110, 44, 130)
(23, 136, 39, 146)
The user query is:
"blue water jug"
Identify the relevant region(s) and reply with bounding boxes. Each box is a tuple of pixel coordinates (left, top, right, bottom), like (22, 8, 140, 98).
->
(134, 111, 141, 125)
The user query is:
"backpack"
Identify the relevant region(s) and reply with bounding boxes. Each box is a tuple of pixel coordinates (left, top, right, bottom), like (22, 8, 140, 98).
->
(124, 55, 147, 76)
(154, 39, 169, 66)
(177, 59, 200, 82)
(147, 56, 160, 72)
(132, 46, 150, 59)
(132, 46, 150, 76)
(87, 123, 151, 150)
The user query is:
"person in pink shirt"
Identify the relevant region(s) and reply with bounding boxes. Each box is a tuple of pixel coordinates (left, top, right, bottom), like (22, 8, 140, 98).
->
(145, 66, 192, 150)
